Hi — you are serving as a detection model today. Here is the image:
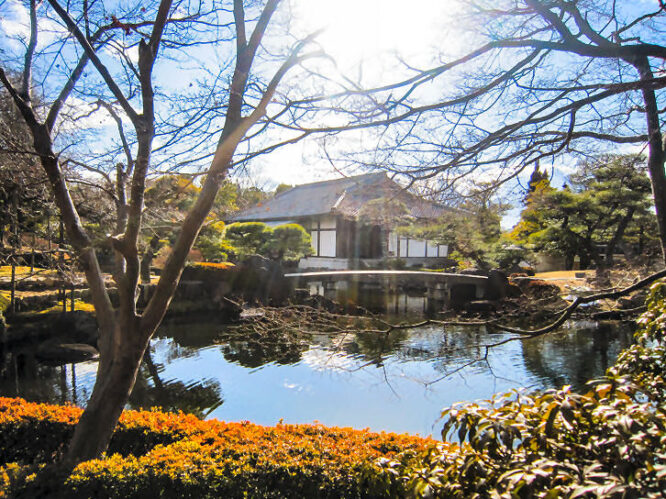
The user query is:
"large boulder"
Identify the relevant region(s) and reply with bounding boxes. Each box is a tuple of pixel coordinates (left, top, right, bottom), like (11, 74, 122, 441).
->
(52, 311, 99, 344)
(230, 255, 291, 306)
(174, 257, 291, 308)
(485, 270, 509, 300)
(36, 342, 99, 363)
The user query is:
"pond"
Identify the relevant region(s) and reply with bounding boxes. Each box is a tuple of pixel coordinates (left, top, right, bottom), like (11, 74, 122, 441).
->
(0, 313, 634, 437)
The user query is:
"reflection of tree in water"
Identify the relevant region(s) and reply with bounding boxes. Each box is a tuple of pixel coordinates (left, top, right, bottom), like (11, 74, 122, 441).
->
(147, 312, 636, 396)
(155, 320, 228, 349)
(343, 330, 409, 367)
(520, 322, 635, 391)
(218, 328, 311, 368)
(319, 325, 491, 374)
(350, 326, 491, 374)
(407, 328, 487, 365)
(0, 346, 89, 405)
(129, 350, 223, 419)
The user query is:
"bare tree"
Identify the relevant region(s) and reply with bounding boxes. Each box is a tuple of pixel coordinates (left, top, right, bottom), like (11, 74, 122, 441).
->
(274, 0, 666, 263)
(2, 0, 665, 467)
(0, 0, 331, 465)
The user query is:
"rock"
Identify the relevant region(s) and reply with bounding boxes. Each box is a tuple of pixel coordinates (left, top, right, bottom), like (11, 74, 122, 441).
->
(450, 283, 478, 308)
(485, 269, 509, 300)
(36, 342, 100, 363)
(291, 288, 310, 302)
(177, 280, 207, 301)
(180, 264, 237, 300)
(511, 278, 559, 299)
(53, 311, 99, 344)
(231, 255, 291, 306)
(618, 290, 648, 309)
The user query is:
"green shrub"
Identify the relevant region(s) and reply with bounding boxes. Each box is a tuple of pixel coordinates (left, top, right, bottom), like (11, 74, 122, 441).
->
(263, 224, 312, 262)
(401, 279, 666, 498)
(223, 222, 312, 263)
(223, 222, 273, 259)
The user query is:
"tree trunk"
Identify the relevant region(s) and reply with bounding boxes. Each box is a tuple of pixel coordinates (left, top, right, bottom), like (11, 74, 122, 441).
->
(634, 57, 666, 265)
(140, 235, 160, 284)
(9, 259, 16, 315)
(2, 0, 293, 468)
(64, 322, 149, 465)
(605, 207, 635, 266)
(593, 253, 611, 288)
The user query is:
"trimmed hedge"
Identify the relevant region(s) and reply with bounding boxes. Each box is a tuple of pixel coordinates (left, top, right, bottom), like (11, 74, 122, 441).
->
(0, 398, 437, 498)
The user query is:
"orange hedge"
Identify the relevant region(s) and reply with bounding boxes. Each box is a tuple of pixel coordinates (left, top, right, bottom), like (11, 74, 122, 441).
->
(0, 397, 439, 498)
(190, 261, 235, 269)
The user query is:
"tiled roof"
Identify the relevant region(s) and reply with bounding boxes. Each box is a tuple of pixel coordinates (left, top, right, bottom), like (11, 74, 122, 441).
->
(230, 172, 450, 222)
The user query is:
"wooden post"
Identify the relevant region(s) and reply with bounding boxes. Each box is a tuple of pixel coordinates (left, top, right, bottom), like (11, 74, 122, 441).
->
(47, 213, 51, 251)
(71, 363, 77, 405)
(10, 187, 18, 315)
(59, 218, 66, 313)
(30, 233, 36, 274)
(70, 284, 75, 312)
(9, 257, 16, 315)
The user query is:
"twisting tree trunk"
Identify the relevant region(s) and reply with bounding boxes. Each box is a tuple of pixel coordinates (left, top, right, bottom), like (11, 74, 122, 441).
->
(65, 319, 148, 461)
(630, 57, 666, 264)
(0, 0, 319, 465)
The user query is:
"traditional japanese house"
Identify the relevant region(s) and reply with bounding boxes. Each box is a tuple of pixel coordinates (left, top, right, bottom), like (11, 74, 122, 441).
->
(230, 172, 453, 270)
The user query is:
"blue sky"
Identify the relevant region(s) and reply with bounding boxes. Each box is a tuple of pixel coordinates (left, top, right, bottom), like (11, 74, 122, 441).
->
(0, 0, 658, 228)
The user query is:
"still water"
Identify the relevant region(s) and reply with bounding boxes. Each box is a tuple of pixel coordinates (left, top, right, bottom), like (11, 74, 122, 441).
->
(0, 314, 634, 437)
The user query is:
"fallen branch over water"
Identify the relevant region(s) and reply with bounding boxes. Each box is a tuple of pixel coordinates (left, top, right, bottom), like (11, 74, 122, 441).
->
(246, 268, 665, 337)
(487, 267, 666, 337)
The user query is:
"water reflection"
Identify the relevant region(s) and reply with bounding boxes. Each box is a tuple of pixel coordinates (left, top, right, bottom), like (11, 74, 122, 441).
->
(0, 344, 95, 404)
(0, 317, 635, 436)
(128, 350, 223, 419)
(520, 321, 633, 389)
(312, 282, 445, 314)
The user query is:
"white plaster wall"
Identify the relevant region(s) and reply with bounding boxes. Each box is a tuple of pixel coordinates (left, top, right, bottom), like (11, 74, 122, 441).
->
(298, 257, 349, 270)
(399, 237, 408, 257)
(388, 232, 398, 255)
(311, 233, 319, 255)
(409, 239, 426, 257)
(319, 230, 336, 257)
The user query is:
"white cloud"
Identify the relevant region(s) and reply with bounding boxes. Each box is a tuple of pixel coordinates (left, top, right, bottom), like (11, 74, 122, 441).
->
(0, 0, 31, 38)
(0, 0, 65, 52)
(55, 96, 120, 132)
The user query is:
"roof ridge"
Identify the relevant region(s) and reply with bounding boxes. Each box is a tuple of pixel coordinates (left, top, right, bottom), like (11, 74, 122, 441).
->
(285, 171, 385, 190)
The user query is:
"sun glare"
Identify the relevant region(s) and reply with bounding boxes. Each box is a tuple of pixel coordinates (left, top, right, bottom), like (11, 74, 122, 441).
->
(292, 0, 456, 80)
